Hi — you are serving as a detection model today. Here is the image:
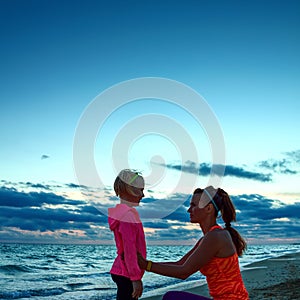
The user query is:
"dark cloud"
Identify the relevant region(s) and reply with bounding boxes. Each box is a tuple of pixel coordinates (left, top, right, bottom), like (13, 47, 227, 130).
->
(162, 204, 190, 222)
(0, 186, 108, 243)
(1, 183, 300, 244)
(222, 165, 272, 181)
(258, 150, 300, 175)
(0, 206, 105, 231)
(143, 220, 170, 229)
(66, 183, 89, 189)
(285, 149, 300, 163)
(141, 192, 300, 242)
(159, 161, 272, 182)
(0, 187, 85, 208)
(258, 159, 297, 175)
(232, 194, 300, 221)
(138, 193, 191, 219)
(25, 182, 50, 190)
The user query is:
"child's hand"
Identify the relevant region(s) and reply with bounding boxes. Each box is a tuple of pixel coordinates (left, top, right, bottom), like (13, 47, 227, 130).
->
(132, 280, 143, 299)
(137, 252, 147, 270)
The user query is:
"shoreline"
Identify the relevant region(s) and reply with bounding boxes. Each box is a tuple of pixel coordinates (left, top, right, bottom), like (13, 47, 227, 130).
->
(141, 251, 300, 299)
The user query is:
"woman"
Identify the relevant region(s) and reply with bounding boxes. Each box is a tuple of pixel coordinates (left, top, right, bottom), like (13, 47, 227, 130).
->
(138, 186, 249, 300)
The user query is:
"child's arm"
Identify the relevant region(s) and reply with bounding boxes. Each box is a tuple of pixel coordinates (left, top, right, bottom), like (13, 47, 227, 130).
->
(119, 215, 144, 281)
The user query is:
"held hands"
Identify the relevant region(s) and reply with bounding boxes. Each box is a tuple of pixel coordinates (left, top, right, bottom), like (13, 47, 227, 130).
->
(132, 280, 143, 299)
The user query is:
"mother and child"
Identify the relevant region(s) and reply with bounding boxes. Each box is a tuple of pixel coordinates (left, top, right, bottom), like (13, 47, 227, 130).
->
(108, 169, 249, 300)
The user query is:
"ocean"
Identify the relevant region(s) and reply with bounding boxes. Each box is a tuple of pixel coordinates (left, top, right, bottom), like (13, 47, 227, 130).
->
(1, 243, 300, 300)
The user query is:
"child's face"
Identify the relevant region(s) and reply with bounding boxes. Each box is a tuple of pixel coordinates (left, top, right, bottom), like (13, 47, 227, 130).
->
(129, 187, 145, 205)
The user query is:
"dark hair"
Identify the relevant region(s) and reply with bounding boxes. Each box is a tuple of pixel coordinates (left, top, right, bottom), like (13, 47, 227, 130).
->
(193, 186, 247, 256)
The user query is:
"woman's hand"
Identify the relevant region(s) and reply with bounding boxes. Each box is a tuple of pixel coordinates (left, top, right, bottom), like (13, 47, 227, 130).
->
(132, 280, 143, 299)
(137, 252, 147, 270)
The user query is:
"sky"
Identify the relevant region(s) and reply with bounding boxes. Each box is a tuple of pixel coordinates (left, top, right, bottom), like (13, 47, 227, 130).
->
(0, 0, 300, 245)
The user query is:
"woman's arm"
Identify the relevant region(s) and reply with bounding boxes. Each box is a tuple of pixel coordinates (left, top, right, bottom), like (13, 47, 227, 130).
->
(176, 239, 202, 265)
(138, 239, 201, 269)
(159, 238, 202, 266)
(140, 233, 220, 280)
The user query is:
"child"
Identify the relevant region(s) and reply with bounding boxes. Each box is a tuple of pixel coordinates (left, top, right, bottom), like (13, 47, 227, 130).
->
(108, 169, 146, 300)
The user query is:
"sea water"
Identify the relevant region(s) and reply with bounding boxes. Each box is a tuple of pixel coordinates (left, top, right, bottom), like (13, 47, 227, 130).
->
(1, 243, 300, 299)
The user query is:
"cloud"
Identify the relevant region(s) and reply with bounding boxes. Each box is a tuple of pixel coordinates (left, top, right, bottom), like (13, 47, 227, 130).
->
(138, 193, 191, 219)
(158, 161, 272, 182)
(222, 165, 272, 181)
(285, 149, 300, 164)
(66, 183, 88, 189)
(1, 183, 300, 244)
(25, 182, 50, 190)
(258, 159, 297, 175)
(232, 194, 300, 221)
(0, 186, 109, 243)
(258, 150, 300, 175)
(0, 187, 85, 208)
(0, 206, 105, 230)
(143, 192, 300, 243)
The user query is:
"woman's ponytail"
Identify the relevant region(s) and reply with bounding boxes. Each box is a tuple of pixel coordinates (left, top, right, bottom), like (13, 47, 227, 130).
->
(207, 186, 247, 256)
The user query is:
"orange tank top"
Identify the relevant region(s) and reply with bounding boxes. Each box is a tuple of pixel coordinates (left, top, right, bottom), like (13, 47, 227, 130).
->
(200, 225, 249, 300)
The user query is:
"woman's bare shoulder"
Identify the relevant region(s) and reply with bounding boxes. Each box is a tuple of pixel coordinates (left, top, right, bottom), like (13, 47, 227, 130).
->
(204, 229, 235, 256)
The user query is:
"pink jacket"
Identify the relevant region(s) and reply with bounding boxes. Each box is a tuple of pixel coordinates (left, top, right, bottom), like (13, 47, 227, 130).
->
(108, 203, 146, 281)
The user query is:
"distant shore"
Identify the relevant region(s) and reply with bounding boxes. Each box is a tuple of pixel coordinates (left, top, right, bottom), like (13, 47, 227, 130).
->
(142, 251, 300, 300)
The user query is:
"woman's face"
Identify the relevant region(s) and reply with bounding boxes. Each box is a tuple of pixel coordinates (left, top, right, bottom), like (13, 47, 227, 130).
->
(187, 193, 205, 223)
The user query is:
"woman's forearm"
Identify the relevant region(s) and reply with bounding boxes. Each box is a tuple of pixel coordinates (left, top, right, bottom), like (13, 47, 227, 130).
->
(149, 262, 190, 280)
(159, 261, 182, 266)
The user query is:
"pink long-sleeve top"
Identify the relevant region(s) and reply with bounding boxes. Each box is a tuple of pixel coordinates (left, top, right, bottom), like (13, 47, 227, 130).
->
(108, 203, 146, 281)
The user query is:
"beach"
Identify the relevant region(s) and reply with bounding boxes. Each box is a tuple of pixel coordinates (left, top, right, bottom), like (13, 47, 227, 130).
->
(142, 251, 300, 300)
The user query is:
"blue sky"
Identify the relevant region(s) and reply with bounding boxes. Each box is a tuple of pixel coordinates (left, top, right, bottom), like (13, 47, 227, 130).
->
(1, 0, 300, 244)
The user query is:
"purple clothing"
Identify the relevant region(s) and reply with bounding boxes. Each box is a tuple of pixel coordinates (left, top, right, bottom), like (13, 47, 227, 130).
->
(108, 203, 146, 281)
(163, 291, 211, 300)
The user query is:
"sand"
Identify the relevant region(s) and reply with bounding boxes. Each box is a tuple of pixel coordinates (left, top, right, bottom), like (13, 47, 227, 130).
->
(141, 251, 300, 300)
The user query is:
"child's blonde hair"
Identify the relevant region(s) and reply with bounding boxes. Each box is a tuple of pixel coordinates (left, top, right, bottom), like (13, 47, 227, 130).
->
(114, 169, 144, 197)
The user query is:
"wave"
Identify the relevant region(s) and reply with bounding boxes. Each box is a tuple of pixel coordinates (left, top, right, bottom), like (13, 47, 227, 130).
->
(66, 282, 94, 290)
(0, 264, 33, 275)
(0, 287, 67, 299)
(0, 286, 116, 300)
